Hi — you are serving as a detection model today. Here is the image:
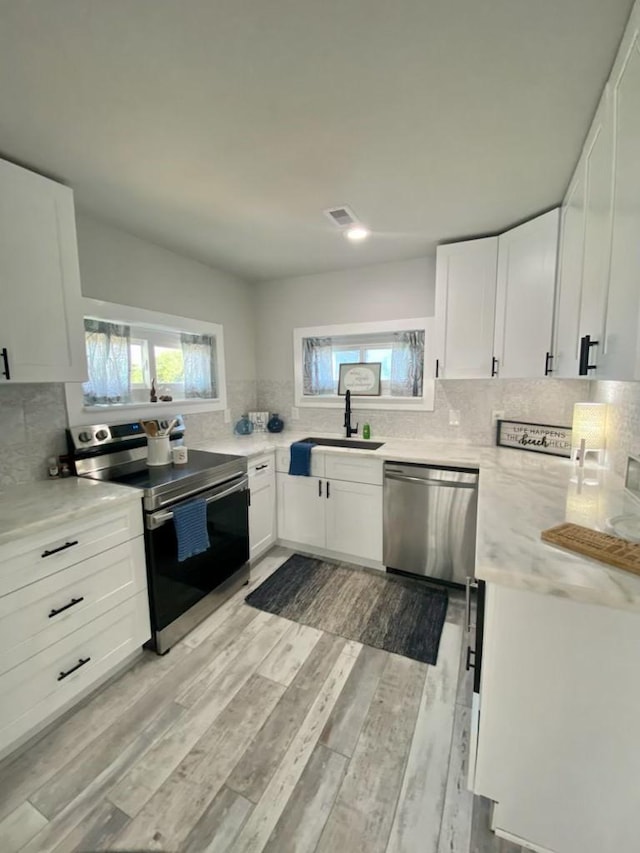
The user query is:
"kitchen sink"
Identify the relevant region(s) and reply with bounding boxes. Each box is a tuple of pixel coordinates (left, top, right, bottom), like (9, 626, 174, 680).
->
(301, 436, 385, 450)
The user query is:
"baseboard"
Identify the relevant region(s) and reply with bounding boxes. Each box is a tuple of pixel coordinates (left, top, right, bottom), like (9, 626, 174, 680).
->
(491, 805, 557, 853)
(276, 539, 385, 572)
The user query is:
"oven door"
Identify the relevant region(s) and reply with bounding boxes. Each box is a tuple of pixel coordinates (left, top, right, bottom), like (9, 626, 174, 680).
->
(144, 474, 249, 639)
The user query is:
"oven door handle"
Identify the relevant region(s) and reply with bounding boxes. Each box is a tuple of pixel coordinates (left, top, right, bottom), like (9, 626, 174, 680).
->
(146, 476, 248, 530)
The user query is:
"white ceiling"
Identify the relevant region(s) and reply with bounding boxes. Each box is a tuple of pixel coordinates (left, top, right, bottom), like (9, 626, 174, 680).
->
(0, 0, 634, 281)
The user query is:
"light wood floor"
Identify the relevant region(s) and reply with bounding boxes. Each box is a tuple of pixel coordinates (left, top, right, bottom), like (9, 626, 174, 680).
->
(0, 547, 529, 853)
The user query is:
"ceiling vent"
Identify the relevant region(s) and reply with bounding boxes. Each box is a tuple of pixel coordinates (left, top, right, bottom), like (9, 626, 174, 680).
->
(324, 205, 358, 229)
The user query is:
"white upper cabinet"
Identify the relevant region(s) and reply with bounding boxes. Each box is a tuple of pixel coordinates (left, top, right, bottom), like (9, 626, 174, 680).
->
(435, 237, 498, 379)
(577, 91, 615, 376)
(493, 209, 559, 379)
(0, 159, 86, 383)
(553, 174, 586, 377)
(554, 1, 640, 381)
(600, 24, 640, 380)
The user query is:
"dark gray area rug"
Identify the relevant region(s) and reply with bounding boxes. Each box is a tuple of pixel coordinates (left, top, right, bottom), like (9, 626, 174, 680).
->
(245, 554, 448, 665)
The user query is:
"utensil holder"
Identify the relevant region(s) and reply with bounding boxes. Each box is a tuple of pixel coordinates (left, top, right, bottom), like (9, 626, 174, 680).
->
(146, 435, 171, 466)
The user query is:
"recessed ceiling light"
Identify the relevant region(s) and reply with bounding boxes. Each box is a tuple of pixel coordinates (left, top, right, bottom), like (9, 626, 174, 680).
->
(345, 226, 370, 242)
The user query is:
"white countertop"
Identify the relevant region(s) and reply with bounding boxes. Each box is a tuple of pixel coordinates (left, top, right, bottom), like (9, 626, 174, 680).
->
(0, 477, 141, 547)
(2, 431, 638, 612)
(194, 431, 640, 612)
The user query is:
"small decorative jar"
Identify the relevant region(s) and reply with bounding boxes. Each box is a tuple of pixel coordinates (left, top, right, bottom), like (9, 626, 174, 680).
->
(267, 413, 284, 433)
(234, 414, 254, 436)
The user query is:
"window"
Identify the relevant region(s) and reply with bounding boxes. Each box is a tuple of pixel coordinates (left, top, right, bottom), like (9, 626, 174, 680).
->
(294, 318, 434, 411)
(66, 298, 227, 423)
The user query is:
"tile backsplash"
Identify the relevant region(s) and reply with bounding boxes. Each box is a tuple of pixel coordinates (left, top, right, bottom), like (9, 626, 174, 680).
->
(5, 376, 637, 488)
(0, 380, 257, 488)
(257, 378, 590, 444)
(591, 381, 640, 476)
(0, 383, 68, 486)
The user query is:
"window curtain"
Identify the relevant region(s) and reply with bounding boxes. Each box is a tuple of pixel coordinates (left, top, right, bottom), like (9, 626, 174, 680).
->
(390, 330, 425, 397)
(303, 337, 334, 395)
(82, 319, 131, 405)
(181, 333, 216, 398)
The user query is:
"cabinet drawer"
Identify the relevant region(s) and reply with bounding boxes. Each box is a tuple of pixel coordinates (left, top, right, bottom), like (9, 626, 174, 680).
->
(275, 447, 325, 477)
(248, 452, 275, 482)
(0, 591, 150, 757)
(0, 537, 147, 675)
(0, 501, 143, 597)
(325, 454, 383, 485)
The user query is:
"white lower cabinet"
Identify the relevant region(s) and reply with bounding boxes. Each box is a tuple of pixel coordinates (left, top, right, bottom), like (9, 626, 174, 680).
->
(472, 583, 640, 853)
(0, 500, 150, 760)
(276, 474, 325, 549)
(324, 479, 383, 563)
(276, 452, 383, 565)
(0, 592, 149, 758)
(248, 453, 277, 561)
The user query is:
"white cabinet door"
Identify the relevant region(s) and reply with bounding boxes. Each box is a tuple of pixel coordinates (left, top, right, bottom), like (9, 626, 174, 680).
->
(0, 159, 86, 383)
(493, 209, 559, 379)
(249, 457, 276, 560)
(276, 474, 325, 549)
(600, 31, 640, 380)
(474, 584, 640, 853)
(553, 173, 586, 377)
(325, 479, 382, 562)
(577, 92, 615, 377)
(435, 237, 499, 379)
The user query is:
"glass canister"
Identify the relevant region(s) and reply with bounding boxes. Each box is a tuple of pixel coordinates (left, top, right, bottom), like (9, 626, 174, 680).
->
(267, 413, 284, 433)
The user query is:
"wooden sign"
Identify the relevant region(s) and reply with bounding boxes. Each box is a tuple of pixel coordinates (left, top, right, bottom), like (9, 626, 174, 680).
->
(497, 420, 572, 458)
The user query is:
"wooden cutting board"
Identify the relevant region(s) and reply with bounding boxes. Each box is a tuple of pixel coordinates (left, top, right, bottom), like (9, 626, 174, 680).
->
(541, 522, 640, 577)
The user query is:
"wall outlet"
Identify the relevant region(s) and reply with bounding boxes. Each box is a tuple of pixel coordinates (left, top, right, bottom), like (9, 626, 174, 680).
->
(492, 409, 505, 424)
(224, 408, 231, 423)
(291, 406, 299, 421)
(449, 409, 461, 426)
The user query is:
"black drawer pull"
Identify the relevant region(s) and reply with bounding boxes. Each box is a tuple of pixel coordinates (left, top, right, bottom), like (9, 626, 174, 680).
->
(466, 646, 476, 671)
(41, 540, 79, 558)
(435, 358, 440, 379)
(544, 351, 554, 375)
(49, 596, 84, 618)
(491, 357, 499, 377)
(318, 479, 322, 497)
(1, 347, 10, 380)
(255, 464, 269, 471)
(57, 656, 91, 681)
(579, 335, 599, 375)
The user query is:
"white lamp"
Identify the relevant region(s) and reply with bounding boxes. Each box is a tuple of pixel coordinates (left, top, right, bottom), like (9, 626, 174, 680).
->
(571, 403, 607, 466)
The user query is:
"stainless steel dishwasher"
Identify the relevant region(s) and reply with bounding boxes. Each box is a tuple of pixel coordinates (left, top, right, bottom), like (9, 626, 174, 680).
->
(383, 461, 478, 585)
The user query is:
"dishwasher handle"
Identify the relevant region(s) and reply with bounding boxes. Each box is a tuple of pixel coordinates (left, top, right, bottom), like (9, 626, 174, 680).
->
(384, 472, 477, 489)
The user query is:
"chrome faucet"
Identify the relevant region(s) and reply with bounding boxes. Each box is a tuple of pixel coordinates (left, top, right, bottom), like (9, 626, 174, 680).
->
(344, 390, 358, 438)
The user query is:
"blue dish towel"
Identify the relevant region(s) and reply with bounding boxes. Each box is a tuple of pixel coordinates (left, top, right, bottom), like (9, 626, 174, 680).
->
(172, 498, 210, 562)
(289, 440, 317, 476)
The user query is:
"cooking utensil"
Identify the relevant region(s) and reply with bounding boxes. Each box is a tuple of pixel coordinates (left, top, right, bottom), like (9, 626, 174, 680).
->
(160, 418, 178, 436)
(140, 420, 158, 437)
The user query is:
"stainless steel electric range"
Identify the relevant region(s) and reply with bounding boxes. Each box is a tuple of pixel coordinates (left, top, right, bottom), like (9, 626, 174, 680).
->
(67, 417, 249, 653)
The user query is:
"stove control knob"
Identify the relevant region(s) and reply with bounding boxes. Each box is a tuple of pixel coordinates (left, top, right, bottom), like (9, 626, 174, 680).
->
(160, 420, 169, 430)
(95, 429, 109, 441)
(78, 431, 92, 443)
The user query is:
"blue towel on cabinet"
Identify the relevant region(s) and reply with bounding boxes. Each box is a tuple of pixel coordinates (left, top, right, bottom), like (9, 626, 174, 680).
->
(172, 498, 210, 562)
(289, 440, 317, 476)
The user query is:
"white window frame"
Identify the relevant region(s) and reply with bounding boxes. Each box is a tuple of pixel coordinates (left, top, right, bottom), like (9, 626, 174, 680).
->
(65, 298, 227, 426)
(293, 317, 435, 411)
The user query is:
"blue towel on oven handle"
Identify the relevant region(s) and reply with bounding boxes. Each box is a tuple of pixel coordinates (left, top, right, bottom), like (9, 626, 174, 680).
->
(288, 440, 317, 476)
(172, 498, 210, 562)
